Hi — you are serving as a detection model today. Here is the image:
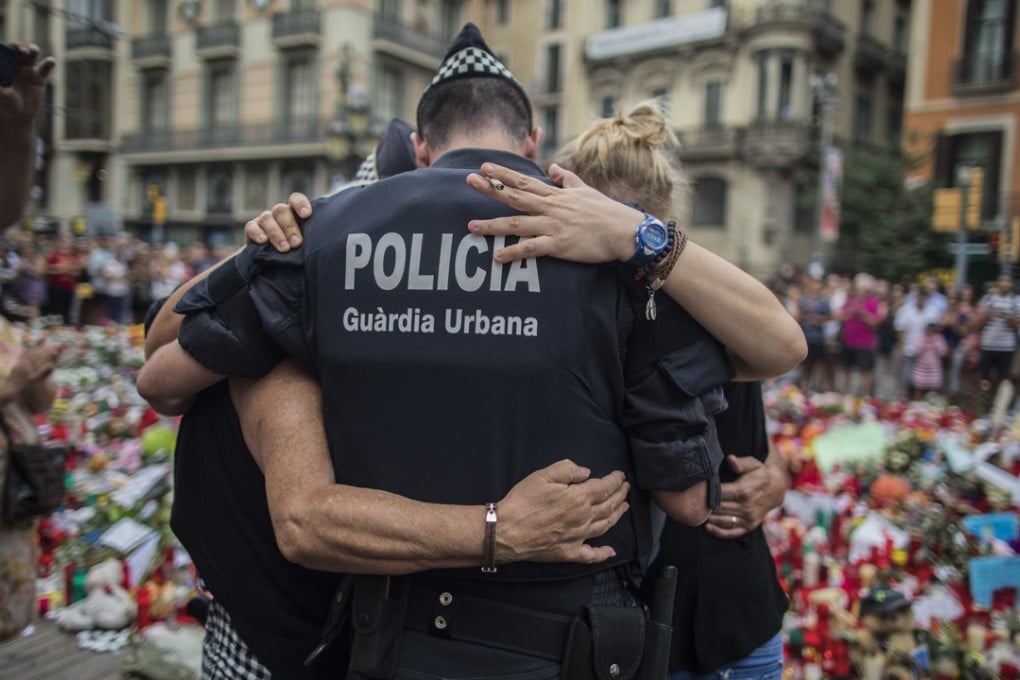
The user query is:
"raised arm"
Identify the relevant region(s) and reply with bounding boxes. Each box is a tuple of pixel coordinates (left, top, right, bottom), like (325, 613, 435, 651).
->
(0, 44, 55, 227)
(464, 163, 807, 380)
(231, 360, 630, 574)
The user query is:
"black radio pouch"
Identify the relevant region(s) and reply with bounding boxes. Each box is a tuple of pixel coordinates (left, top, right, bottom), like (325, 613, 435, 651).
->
(347, 575, 410, 680)
(561, 605, 646, 680)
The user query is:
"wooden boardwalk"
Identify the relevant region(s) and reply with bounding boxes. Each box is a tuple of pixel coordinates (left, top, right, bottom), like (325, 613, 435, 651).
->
(0, 619, 127, 680)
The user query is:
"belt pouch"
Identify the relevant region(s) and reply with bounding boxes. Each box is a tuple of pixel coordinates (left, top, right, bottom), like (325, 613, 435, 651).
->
(348, 575, 409, 680)
(305, 575, 355, 668)
(561, 605, 645, 680)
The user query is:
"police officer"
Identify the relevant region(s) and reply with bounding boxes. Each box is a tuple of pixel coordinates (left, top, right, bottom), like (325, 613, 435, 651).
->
(164, 23, 741, 678)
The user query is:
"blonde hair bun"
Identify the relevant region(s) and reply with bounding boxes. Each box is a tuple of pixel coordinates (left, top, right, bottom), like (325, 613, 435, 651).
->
(558, 100, 688, 223)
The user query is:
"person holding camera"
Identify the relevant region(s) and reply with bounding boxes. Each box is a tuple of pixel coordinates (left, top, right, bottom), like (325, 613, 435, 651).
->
(0, 42, 55, 228)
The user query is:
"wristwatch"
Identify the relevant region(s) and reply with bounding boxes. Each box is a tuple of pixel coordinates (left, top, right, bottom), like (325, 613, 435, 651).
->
(625, 214, 670, 269)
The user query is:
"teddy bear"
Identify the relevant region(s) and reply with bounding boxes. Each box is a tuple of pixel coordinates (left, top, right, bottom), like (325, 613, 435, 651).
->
(56, 558, 137, 631)
(849, 586, 924, 680)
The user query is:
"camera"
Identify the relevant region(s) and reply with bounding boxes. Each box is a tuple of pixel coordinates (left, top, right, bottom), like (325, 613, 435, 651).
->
(0, 42, 25, 88)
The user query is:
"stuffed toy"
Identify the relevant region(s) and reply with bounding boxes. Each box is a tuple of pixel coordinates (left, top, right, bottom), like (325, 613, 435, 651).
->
(849, 587, 924, 680)
(56, 558, 137, 631)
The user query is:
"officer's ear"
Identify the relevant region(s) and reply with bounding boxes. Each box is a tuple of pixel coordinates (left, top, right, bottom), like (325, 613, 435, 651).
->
(411, 132, 432, 168)
(521, 127, 542, 161)
(522, 127, 546, 161)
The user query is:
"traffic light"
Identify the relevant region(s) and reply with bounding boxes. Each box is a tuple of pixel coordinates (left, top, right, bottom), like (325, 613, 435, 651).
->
(966, 167, 983, 230)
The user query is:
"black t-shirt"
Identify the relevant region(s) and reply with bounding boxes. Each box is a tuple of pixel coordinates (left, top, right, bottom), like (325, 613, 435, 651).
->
(644, 381, 788, 672)
(171, 381, 347, 678)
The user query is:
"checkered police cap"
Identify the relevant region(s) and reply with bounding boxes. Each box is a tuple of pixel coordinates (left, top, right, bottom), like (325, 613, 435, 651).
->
(417, 23, 532, 132)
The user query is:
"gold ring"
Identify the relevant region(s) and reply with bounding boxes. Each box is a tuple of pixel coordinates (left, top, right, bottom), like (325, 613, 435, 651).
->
(730, 515, 737, 526)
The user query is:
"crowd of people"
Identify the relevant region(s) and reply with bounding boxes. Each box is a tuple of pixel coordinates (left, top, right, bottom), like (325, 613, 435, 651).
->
(779, 269, 1020, 407)
(0, 230, 234, 327)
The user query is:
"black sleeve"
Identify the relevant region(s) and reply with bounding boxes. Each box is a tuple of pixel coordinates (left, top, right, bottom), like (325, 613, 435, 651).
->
(620, 278, 734, 509)
(717, 382, 769, 480)
(174, 244, 311, 378)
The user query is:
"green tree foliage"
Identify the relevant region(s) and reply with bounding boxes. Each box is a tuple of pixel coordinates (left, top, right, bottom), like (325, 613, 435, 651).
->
(832, 149, 950, 282)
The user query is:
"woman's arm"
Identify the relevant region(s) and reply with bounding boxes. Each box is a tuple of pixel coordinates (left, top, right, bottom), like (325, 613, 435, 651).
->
(463, 163, 807, 379)
(232, 360, 630, 573)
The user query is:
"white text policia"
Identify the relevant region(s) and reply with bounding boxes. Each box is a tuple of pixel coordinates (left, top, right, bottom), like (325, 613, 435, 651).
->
(344, 233, 541, 293)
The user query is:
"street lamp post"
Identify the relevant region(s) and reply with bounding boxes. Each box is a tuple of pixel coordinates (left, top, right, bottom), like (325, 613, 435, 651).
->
(811, 72, 838, 273)
(954, 166, 972, 290)
(327, 44, 377, 191)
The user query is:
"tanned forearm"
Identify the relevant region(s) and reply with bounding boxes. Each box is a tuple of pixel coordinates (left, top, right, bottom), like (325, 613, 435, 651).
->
(232, 361, 628, 573)
(137, 341, 219, 415)
(232, 361, 497, 574)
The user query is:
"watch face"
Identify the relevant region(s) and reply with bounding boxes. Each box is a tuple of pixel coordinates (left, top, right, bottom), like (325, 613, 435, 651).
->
(641, 219, 669, 252)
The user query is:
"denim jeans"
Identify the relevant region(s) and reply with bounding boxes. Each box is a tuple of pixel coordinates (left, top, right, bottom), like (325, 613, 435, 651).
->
(669, 632, 784, 680)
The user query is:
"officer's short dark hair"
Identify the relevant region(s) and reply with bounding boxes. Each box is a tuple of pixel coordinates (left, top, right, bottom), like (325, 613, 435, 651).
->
(417, 77, 532, 150)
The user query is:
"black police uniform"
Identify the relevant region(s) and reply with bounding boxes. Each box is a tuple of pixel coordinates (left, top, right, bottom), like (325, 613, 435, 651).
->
(174, 149, 735, 677)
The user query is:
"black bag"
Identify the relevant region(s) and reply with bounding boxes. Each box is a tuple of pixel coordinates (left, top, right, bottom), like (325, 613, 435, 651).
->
(2, 418, 67, 523)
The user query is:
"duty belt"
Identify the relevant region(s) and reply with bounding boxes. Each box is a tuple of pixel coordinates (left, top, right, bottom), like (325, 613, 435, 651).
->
(404, 584, 575, 661)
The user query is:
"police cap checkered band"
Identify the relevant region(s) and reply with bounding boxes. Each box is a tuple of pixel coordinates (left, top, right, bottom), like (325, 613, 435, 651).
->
(425, 46, 517, 92)
(418, 23, 532, 130)
(353, 152, 377, 182)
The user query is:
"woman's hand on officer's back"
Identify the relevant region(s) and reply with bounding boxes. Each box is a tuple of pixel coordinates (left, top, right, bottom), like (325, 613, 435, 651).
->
(244, 192, 312, 252)
(496, 459, 629, 565)
(466, 163, 641, 265)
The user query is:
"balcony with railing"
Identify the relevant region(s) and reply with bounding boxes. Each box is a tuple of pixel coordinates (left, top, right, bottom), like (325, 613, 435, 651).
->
(65, 110, 114, 149)
(742, 119, 812, 169)
(120, 118, 328, 154)
(271, 8, 321, 48)
(196, 22, 241, 59)
(678, 126, 743, 162)
(372, 14, 446, 66)
(750, 2, 845, 55)
(810, 5, 845, 55)
(854, 33, 886, 73)
(886, 47, 907, 85)
(952, 50, 1018, 96)
(66, 24, 114, 55)
(131, 34, 172, 68)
